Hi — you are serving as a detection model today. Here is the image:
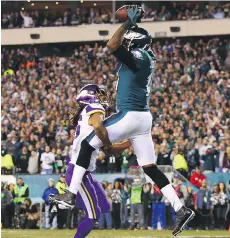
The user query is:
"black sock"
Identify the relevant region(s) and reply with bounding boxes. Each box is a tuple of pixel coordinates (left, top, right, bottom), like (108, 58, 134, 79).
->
(143, 164, 169, 189)
(76, 139, 95, 169)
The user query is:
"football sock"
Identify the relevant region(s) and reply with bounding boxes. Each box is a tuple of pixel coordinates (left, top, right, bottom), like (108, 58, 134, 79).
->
(161, 184, 183, 212)
(74, 216, 96, 238)
(69, 164, 86, 194)
(143, 165, 183, 212)
(69, 140, 95, 195)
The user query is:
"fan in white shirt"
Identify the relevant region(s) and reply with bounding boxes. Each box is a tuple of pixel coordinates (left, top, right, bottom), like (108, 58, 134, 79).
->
(40, 146, 55, 174)
(20, 11, 33, 28)
(56, 125, 68, 140)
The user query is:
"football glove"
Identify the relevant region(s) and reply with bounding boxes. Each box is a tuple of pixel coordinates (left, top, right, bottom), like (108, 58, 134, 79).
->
(127, 5, 144, 25)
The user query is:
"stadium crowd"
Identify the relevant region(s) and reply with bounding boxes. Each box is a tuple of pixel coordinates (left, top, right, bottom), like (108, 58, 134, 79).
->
(1, 7, 230, 229)
(1, 174, 230, 230)
(1, 36, 230, 176)
(1, 2, 230, 29)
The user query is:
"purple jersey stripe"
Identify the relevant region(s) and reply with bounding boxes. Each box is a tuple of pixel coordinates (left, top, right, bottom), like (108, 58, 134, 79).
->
(75, 125, 81, 139)
(86, 105, 105, 114)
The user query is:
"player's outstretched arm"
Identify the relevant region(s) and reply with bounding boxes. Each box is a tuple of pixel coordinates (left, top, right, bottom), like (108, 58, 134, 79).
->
(88, 112, 112, 148)
(107, 5, 141, 53)
(106, 140, 132, 155)
(107, 19, 133, 53)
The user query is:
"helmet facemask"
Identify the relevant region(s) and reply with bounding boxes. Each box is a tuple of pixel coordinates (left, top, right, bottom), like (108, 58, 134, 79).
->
(96, 88, 112, 109)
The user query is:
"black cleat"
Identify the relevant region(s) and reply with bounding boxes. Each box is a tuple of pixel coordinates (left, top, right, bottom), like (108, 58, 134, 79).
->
(49, 190, 76, 210)
(172, 206, 195, 236)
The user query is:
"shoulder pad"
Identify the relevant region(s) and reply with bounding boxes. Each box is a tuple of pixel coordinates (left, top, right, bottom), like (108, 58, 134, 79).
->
(86, 103, 105, 116)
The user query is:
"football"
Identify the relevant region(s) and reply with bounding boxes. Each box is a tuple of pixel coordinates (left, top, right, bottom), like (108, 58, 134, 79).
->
(115, 6, 128, 21)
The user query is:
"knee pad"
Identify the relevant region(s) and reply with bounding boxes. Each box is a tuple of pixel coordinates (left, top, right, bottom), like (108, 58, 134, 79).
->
(76, 139, 95, 169)
(143, 164, 169, 189)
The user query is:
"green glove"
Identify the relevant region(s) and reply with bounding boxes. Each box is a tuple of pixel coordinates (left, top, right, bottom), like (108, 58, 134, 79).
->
(127, 5, 142, 26)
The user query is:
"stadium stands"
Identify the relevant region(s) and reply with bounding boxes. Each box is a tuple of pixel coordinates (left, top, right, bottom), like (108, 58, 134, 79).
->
(1, 1, 230, 232)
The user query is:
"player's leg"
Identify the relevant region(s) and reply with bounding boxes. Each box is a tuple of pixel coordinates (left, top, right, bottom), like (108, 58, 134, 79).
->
(131, 130, 194, 235)
(74, 174, 102, 238)
(87, 173, 110, 213)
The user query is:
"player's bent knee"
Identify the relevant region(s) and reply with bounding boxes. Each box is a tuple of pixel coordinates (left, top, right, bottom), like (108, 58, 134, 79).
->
(76, 139, 95, 169)
(142, 164, 169, 189)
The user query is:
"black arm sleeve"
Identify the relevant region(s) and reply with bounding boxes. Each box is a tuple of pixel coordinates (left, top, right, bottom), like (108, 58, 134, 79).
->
(112, 46, 138, 72)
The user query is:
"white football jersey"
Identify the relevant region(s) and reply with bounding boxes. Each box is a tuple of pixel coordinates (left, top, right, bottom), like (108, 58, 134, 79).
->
(70, 103, 105, 172)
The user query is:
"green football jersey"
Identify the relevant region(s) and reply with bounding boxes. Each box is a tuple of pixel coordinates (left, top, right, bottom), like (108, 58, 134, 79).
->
(115, 48, 155, 112)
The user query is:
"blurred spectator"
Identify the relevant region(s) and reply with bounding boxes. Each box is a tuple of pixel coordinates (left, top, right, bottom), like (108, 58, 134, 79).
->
(226, 181, 230, 230)
(20, 11, 33, 28)
(6, 134, 17, 160)
(42, 178, 58, 229)
(202, 147, 216, 174)
(210, 183, 220, 229)
(172, 147, 188, 178)
(152, 184, 166, 230)
(56, 124, 68, 140)
(223, 147, 230, 172)
(195, 180, 212, 230)
(13, 178, 29, 206)
(56, 174, 67, 229)
(172, 174, 188, 206)
(40, 146, 55, 175)
(142, 183, 153, 229)
(190, 167, 206, 188)
(1, 182, 14, 228)
(120, 149, 129, 174)
(1, 147, 14, 173)
(111, 181, 122, 229)
(20, 198, 39, 229)
(120, 182, 129, 228)
(17, 146, 30, 173)
(96, 151, 108, 173)
(108, 155, 116, 173)
(156, 144, 171, 166)
(27, 149, 39, 174)
(186, 144, 200, 173)
(54, 149, 65, 174)
(99, 182, 112, 229)
(129, 179, 144, 230)
(218, 182, 228, 229)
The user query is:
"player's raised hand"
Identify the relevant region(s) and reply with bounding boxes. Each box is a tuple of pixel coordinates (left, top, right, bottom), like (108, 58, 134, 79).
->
(126, 5, 142, 26)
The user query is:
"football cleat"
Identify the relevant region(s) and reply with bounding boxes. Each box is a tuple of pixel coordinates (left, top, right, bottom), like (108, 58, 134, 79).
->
(172, 206, 195, 236)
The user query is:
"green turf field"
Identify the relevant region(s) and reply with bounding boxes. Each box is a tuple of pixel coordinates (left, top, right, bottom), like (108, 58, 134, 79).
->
(1, 229, 230, 238)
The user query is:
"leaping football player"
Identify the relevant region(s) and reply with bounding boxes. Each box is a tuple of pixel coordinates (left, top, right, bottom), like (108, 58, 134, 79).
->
(51, 5, 194, 236)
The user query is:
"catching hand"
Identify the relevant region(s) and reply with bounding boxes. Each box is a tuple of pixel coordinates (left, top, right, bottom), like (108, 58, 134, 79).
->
(127, 5, 142, 25)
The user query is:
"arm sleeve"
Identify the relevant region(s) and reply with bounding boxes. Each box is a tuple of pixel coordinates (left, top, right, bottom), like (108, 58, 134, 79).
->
(113, 46, 146, 72)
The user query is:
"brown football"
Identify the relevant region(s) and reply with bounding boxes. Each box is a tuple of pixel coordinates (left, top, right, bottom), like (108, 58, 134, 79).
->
(115, 6, 128, 22)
